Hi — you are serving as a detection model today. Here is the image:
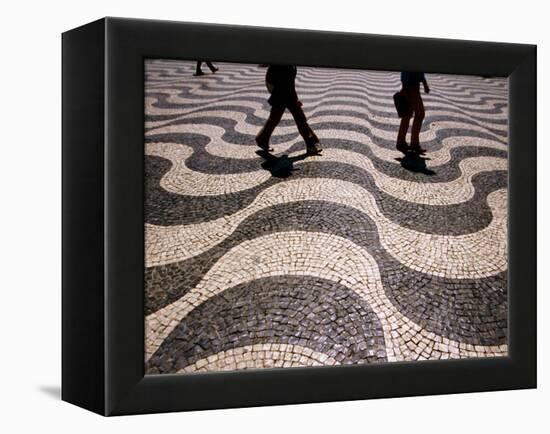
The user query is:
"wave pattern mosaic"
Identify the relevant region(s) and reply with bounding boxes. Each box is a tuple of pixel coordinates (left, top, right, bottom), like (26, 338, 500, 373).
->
(144, 60, 508, 375)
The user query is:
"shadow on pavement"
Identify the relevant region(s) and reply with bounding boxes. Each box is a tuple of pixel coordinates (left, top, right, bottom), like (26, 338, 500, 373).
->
(256, 150, 314, 178)
(395, 152, 436, 175)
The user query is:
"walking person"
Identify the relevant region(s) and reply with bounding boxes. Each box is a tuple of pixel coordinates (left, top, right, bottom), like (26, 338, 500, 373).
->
(194, 61, 218, 76)
(256, 65, 321, 155)
(396, 71, 430, 154)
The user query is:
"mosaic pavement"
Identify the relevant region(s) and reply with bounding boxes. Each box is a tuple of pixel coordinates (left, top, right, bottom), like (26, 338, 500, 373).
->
(143, 60, 508, 375)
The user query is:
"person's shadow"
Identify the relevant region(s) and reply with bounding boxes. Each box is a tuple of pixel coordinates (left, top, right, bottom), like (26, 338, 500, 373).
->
(395, 151, 436, 175)
(256, 150, 313, 178)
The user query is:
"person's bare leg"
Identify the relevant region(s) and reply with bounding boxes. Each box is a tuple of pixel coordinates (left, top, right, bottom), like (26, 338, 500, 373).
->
(409, 88, 426, 152)
(256, 104, 285, 150)
(194, 61, 204, 76)
(396, 88, 411, 153)
(397, 116, 411, 142)
(206, 61, 218, 73)
(288, 103, 320, 153)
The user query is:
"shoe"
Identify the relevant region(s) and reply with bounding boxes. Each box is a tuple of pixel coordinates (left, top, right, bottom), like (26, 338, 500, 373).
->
(255, 135, 271, 152)
(211, 67, 218, 73)
(305, 131, 319, 147)
(396, 141, 408, 154)
(306, 143, 322, 155)
(193, 70, 205, 76)
(410, 144, 426, 154)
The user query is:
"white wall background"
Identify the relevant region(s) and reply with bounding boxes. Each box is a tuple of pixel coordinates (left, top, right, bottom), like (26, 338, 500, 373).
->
(0, 0, 546, 431)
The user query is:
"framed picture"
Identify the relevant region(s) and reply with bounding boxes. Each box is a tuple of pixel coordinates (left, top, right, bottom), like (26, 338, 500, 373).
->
(62, 17, 536, 415)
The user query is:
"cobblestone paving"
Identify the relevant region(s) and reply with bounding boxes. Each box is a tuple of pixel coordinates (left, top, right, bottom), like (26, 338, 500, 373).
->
(143, 60, 508, 374)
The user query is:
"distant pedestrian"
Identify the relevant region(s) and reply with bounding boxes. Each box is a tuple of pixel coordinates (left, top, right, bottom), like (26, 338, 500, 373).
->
(194, 61, 218, 76)
(396, 71, 430, 154)
(256, 65, 321, 155)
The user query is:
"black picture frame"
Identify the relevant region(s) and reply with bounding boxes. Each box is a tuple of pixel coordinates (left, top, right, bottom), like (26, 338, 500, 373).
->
(62, 17, 536, 416)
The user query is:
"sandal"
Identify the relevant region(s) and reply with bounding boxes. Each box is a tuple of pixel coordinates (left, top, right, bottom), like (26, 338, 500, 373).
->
(255, 135, 272, 152)
(396, 141, 408, 154)
(306, 143, 322, 155)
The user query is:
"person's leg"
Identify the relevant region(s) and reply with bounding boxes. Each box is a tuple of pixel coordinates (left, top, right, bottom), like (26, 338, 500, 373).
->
(397, 115, 411, 144)
(194, 61, 204, 76)
(206, 61, 218, 73)
(409, 87, 425, 150)
(396, 88, 411, 153)
(287, 102, 321, 153)
(256, 104, 285, 150)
